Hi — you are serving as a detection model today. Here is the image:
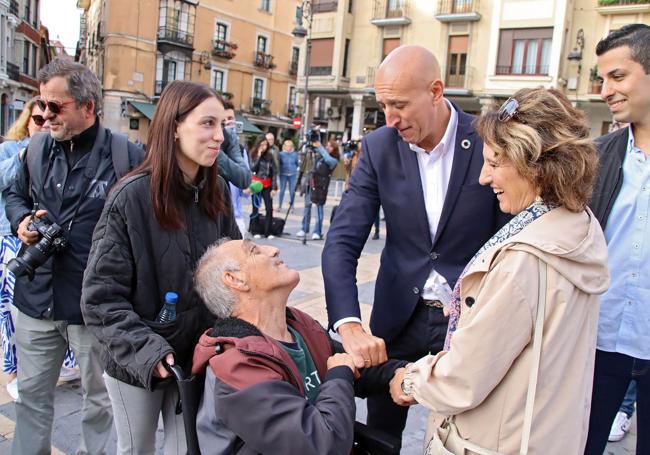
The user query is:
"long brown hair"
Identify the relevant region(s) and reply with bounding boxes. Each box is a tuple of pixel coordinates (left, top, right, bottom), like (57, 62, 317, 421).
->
(249, 135, 270, 162)
(132, 80, 226, 230)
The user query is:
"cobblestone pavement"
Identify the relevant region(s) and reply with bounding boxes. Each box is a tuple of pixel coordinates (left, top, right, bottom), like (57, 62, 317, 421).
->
(0, 187, 636, 454)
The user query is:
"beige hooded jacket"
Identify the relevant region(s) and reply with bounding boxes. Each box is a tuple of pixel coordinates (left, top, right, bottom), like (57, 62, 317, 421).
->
(408, 207, 610, 455)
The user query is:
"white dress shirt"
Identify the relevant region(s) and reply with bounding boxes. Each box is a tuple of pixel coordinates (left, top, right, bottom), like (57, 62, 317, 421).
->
(333, 101, 458, 331)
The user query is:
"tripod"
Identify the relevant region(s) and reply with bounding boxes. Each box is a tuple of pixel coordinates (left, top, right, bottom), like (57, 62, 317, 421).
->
(283, 142, 314, 245)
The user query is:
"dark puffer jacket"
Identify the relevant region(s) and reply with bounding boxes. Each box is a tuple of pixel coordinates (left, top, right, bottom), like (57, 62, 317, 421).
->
(192, 307, 407, 455)
(81, 171, 240, 390)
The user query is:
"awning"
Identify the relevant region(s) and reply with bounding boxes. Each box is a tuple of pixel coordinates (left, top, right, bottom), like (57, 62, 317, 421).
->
(236, 114, 263, 135)
(244, 114, 296, 130)
(129, 101, 156, 120)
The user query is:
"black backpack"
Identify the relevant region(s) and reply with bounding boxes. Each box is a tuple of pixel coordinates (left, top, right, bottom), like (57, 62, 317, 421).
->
(309, 158, 333, 205)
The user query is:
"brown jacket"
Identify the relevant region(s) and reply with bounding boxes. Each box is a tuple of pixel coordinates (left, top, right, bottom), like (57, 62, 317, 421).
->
(408, 207, 609, 454)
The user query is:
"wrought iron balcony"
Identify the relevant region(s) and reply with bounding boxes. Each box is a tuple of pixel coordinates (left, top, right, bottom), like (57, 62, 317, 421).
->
(251, 97, 272, 116)
(157, 26, 194, 48)
(435, 0, 481, 22)
(9, 0, 18, 16)
(371, 0, 411, 26)
(289, 60, 299, 76)
(312, 0, 338, 13)
(254, 51, 276, 70)
(212, 39, 237, 59)
(7, 62, 19, 82)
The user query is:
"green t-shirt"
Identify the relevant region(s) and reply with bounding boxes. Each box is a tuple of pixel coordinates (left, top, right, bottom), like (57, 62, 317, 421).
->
(279, 326, 322, 404)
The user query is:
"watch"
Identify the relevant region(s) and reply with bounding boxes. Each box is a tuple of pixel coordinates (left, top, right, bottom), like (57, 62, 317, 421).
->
(400, 374, 414, 396)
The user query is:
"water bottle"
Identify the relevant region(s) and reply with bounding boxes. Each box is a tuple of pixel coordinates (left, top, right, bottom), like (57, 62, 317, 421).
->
(156, 292, 178, 323)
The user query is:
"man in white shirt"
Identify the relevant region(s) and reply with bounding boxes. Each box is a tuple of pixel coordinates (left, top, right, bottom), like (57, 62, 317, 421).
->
(322, 45, 509, 443)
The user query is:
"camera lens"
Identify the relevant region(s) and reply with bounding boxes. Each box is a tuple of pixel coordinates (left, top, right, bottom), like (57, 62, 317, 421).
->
(7, 239, 55, 280)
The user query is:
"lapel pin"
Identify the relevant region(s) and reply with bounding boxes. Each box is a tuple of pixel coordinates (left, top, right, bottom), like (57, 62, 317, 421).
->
(461, 139, 471, 150)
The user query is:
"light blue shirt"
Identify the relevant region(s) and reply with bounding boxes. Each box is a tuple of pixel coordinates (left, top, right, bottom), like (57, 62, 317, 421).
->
(0, 138, 28, 236)
(597, 127, 650, 359)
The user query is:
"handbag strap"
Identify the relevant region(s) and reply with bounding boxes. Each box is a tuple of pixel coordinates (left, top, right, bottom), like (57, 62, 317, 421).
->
(520, 258, 547, 455)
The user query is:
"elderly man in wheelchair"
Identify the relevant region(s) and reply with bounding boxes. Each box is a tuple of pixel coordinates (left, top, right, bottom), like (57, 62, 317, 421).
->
(191, 238, 406, 454)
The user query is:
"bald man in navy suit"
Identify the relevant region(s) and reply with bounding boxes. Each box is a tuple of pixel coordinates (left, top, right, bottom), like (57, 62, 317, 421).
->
(322, 46, 510, 444)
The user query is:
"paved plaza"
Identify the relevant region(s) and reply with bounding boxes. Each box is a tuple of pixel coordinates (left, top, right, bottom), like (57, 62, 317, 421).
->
(0, 186, 637, 454)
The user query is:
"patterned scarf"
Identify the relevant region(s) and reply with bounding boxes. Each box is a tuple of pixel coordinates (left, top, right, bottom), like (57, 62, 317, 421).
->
(444, 200, 555, 350)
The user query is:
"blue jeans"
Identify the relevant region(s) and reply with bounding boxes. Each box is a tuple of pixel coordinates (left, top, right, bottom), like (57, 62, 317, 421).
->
(584, 350, 650, 454)
(278, 174, 297, 209)
(620, 380, 637, 417)
(301, 187, 324, 235)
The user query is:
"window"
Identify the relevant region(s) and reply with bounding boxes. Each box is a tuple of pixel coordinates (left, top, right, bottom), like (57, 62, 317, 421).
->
(215, 22, 228, 50)
(348, 0, 353, 13)
(256, 35, 267, 53)
(260, 0, 271, 12)
(156, 51, 190, 95)
(342, 39, 350, 77)
(212, 69, 224, 92)
(446, 35, 468, 88)
(288, 86, 297, 106)
(292, 46, 300, 64)
(30, 43, 36, 77)
(382, 38, 400, 61)
(158, 0, 196, 45)
(23, 40, 29, 74)
(497, 28, 553, 75)
(309, 38, 334, 75)
(253, 78, 265, 100)
(24, 0, 31, 23)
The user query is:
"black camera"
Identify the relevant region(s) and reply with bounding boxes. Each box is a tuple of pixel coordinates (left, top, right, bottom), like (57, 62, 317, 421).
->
(7, 217, 68, 280)
(305, 126, 320, 143)
(343, 140, 359, 153)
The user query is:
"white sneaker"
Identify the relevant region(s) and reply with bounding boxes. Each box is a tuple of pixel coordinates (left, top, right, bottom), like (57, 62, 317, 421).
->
(311, 233, 321, 240)
(6, 377, 18, 401)
(58, 366, 81, 383)
(267, 235, 275, 239)
(295, 230, 305, 237)
(253, 234, 262, 239)
(608, 411, 632, 442)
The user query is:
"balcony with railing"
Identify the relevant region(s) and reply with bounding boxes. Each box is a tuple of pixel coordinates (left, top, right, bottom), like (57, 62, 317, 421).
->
(9, 0, 19, 16)
(289, 60, 299, 76)
(596, 0, 650, 14)
(312, 0, 338, 13)
(212, 39, 237, 60)
(254, 51, 276, 70)
(7, 62, 20, 82)
(435, 0, 481, 22)
(286, 104, 300, 117)
(371, 0, 411, 26)
(250, 97, 272, 116)
(495, 64, 549, 76)
(157, 26, 194, 50)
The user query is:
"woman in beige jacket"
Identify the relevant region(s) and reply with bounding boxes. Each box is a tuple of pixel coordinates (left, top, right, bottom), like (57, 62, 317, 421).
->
(390, 88, 610, 454)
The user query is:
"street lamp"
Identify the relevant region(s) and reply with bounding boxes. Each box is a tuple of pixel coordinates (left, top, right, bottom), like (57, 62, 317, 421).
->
(292, 1, 313, 143)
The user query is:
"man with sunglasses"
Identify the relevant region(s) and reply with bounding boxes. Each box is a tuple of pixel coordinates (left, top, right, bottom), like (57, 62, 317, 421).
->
(584, 24, 650, 455)
(5, 57, 143, 455)
(322, 45, 510, 445)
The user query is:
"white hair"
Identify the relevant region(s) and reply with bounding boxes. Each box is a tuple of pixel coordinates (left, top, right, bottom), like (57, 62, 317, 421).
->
(194, 238, 240, 318)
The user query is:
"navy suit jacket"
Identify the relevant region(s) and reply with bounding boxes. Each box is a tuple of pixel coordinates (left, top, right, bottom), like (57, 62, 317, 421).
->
(322, 107, 510, 344)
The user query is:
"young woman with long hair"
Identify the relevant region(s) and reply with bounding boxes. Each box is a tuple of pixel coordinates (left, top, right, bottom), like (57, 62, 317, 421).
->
(81, 81, 240, 454)
(249, 135, 278, 238)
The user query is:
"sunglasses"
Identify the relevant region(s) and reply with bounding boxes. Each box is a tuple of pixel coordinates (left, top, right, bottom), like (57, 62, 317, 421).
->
(497, 97, 519, 122)
(36, 99, 76, 115)
(30, 115, 45, 126)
